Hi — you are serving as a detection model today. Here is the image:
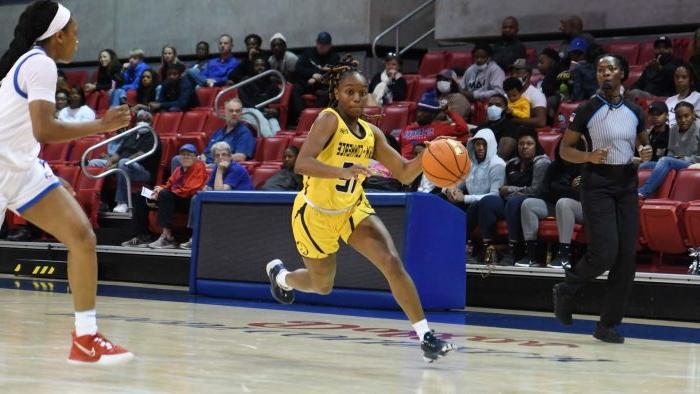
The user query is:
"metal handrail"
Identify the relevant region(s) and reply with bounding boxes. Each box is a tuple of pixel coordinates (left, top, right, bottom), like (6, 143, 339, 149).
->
(80, 124, 159, 212)
(213, 69, 286, 117)
(371, 0, 435, 59)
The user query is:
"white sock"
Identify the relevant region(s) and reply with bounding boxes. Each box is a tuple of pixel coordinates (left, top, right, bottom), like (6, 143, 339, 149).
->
(276, 269, 293, 291)
(75, 309, 98, 337)
(412, 319, 431, 340)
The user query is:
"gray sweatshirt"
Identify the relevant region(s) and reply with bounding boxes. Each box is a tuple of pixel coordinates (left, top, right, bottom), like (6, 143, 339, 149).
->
(667, 120, 700, 163)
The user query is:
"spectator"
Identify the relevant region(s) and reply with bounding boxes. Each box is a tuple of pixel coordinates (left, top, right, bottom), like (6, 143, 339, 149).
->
(638, 102, 700, 198)
(179, 141, 254, 249)
(268, 33, 298, 81)
(477, 93, 520, 160)
(459, 43, 505, 104)
(558, 38, 597, 101)
(516, 143, 584, 268)
(57, 86, 95, 123)
(492, 16, 527, 72)
(110, 48, 148, 107)
(55, 88, 69, 116)
(435, 69, 469, 122)
(132, 69, 159, 109)
(642, 101, 670, 164)
(398, 90, 469, 159)
(159, 45, 181, 82)
(229, 34, 265, 83)
(149, 62, 197, 112)
(200, 98, 256, 165)
(239, 56, 282, 137)
(630, 36, 682, 98)
(503, 77, 530, 120)
(186, 41, 210, 81)
(476, 127, 551, 265)
(369, 52, 407, 106)
(537, 48, 565, 124)
(444, 129, 506, 263)
(558, 15, 601, 66)
(261, 146, 303, 191)
(194, 34, 239, 87)
(56, 69, 70, 92)
(665, 63, 700, 127)
(122, 144, 207, 249)
(690, 28, 700, 86)
(510, 59, 548, 128)
(84, 49, 122, 93)
(296, 31, 340, 106)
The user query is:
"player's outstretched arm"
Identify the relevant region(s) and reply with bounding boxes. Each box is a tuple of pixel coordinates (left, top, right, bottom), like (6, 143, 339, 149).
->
(295, 111, 371, 179)
(370, 125, 422, 184)
(29, 100, 130, 143)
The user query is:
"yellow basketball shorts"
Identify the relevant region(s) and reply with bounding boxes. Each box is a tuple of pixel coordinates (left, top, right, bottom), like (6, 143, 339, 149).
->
(291, 193, 375, 259)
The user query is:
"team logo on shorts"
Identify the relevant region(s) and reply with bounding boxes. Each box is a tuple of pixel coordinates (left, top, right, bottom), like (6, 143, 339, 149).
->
(296, 241, 309, 256)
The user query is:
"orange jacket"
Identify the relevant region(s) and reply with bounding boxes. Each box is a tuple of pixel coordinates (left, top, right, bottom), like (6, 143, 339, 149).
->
(163, 160, 207, 198)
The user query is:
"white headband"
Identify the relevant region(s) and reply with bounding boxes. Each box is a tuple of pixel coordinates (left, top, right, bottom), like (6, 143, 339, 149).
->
(36, 3, 71, 42)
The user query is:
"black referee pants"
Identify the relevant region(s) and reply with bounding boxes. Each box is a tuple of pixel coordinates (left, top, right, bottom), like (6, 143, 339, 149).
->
(562, 164, 639, 327)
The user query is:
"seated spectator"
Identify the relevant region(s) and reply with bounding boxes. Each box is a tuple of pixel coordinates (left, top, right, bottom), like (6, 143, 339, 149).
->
(180, 142, 253, 249)
(122, 144, 207, 249)
(510, 59, 548, 128)
(630, 36, 682, 98)
(57, 87, 96, 123)
(55, 88, 69, 117)
(503, 77, 530, 120)
(690, 28, 700, 87)
(536, 48, 565, 124)
(261, 146, 303, 191)
(200, 98, 256, 165)
(558, 38, 597, 101)
(239, 56, 282, 137)
(665, 63, 700, 127)
(127, 69, 159, 113)
(444, 129, 506, 263)
(639, 102, 700, 198)
(476, 93, 521, 160)
(268, 33, 298, 82)
(229, 34, 265, 83)
(110, 48, 148, 107)
(459, 43, 505, 105)
(296, 31, 340, 106)
(435, 69, 469, 122)
(476, 127, 551, 265)
(398, 90, 469, 159)
(56, 69, 70, 92)
(193, 34, 240, 87)
(186, 41, 211, 81)
(516, 142, 584, 268)
(492, 16, 527, 72)
(558, 16, 601, 67)
(158, 45, 181, 82)
(369, 53, 407, 106)
(84, 49, 122, 93)
(149, 63, 197, 112)
(643, 102, 670, 164)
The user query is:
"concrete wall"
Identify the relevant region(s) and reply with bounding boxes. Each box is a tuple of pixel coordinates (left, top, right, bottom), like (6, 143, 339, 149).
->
(435, 0, 700, 40)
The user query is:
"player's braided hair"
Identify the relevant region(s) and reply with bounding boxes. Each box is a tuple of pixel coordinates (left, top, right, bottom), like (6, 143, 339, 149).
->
(322, 54, 382, 122)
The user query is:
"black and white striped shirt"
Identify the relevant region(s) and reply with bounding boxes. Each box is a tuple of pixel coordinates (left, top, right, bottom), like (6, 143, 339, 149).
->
(569, 95, 644, 165)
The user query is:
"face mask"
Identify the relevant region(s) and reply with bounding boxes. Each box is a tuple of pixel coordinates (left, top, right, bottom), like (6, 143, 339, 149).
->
(437, 81, 451, 93)
(475, 63, 488, 71)
(487, 105, 504, 121)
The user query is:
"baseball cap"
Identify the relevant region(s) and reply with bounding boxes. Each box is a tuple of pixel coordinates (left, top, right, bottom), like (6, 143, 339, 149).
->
(179, 144, 198, 155)
(417, 90, 441, 113)
(654, 36, 673, 48)
(316, 31, 332, 45)
(569, 37, 589, 53)
(437, 68, 456, 80)
(509, 58, 532, 72)
(648, 101, 669, 115)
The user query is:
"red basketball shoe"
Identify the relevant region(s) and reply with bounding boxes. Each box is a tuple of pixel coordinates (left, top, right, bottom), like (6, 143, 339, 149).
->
(67, 331, 134, 365)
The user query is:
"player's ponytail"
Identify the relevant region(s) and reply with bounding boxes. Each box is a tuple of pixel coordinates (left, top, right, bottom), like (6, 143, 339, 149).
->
(0, 0, 59, 81)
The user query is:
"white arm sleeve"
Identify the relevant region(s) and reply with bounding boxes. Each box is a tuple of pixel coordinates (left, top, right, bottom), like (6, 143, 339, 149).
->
(20, 54, 57, 103)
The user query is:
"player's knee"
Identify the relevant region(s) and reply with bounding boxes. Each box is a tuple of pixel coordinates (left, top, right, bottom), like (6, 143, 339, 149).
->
(379, 253, 405, 278)
(64, 221, 97, 252)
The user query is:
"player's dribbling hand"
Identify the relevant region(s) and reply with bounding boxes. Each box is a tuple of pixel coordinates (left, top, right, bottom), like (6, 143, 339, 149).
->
(101, 105, 131, 132)
(340, 164, 372, 180)
(587, 147, 609, 164)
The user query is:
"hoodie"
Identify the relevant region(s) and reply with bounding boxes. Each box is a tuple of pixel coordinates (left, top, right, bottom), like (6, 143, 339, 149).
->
(459, 61, 505, 100)
(458, 128, 506, 204)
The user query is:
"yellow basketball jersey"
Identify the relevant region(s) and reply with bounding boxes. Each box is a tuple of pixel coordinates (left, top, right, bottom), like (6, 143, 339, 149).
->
(302, 108, 375, 212)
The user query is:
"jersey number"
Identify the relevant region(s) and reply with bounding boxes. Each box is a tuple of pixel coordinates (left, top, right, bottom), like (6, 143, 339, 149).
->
(336, 162, 358, 193)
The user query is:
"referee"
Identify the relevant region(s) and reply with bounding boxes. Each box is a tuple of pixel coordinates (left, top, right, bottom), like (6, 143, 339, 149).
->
(553, 54, 652, 343)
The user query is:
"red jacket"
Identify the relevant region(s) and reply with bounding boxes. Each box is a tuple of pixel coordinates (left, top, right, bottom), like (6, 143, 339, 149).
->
(163, 160, 207, 198)
(399, 111, 469, 159)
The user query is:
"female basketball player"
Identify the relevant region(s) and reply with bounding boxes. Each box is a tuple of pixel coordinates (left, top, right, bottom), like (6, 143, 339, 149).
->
(266, 56, 456, 362)
(0, 1, 133, 364)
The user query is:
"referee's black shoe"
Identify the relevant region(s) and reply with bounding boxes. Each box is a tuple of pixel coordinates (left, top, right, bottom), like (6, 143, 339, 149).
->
(553, 283, 574, 325)
(593, 323, 625, 344)
(266, 259, 295, 304)
(421, 331, 457, 363)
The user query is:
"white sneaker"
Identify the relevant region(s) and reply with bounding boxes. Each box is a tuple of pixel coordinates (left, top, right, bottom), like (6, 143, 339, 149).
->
(112, 203, 129, 213)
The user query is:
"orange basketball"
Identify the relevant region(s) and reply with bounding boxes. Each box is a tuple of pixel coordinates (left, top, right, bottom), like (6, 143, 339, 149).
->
(421, 139, 471, 188)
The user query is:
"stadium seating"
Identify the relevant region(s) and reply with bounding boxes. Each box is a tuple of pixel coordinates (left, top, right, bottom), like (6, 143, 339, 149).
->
(409, 77, 436, 102)
(62, 69, 88, 88)
(380, 105, 410, 135)
(40, 142, 72, 164)
(624, 65, 644, 89)
(418, 52, 446, 76)
(555, 101, 584, 130)
(637, 41, 655, 65)
(537, 132, 562, 160)
(445, 51, 472, 71)
(203, 112, 226, 137)
(252, 166, 281, 189)
(193, 87, 221, 111)
(290, 136, 307, 150)
(296, 108, 323, 134)
(153, 112, 183, 136)
(604, 41, 640, 65)
(268, 82, 294, 130)
(67, 136, 104, 164)
(178, 111, 208, 134)
(74, 167, 105, 228)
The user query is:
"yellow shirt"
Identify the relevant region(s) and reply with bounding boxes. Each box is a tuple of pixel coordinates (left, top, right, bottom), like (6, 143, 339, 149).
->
(508, 96, 531, 119)
(302, 108, 375, 212)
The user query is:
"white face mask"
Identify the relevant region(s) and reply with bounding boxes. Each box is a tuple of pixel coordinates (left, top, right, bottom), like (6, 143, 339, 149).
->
(436, 81, 451, 93)
(487, 105, 504, 121)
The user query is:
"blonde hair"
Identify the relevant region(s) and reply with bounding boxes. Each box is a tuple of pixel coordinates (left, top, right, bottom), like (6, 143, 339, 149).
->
(129, 48, 145, 59)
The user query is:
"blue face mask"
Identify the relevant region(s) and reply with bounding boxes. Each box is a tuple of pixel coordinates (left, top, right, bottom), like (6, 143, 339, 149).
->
(487, 105, 504, 121)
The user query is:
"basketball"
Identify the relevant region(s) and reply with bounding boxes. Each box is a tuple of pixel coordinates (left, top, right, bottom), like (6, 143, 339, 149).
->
(421, 139, 471, 188)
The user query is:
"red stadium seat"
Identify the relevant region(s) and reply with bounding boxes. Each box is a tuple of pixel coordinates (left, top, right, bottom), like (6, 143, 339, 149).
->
(403, 75, 418, 102)
(256, 136, 291, 162)
(67, 136, 103, 164)
(53, 164, 80, 187)
(410, 77, 436, 103)
(637, 41, 655, 65)
(538, 218, 586, 243)
(177, 133, 207, 154)
(239, 161, 260, 174)
(418, 52, 447, 77)
(537, 133, 562, 160)
(193, 87, 221, 111)
(471, 100, 487, 125)
(525, 48, 537, 64)
(638, 168, 676, 200)
(155, 136, 178, 185)
(268, 82, 294, 130)
(203, 112, 226, 138)
(62, 69, 88, 88)
(445, 51, 472, 71)
(214, 88, 239, 114)
(74, 167, 105, 228)
(40, 142, 72, 164)
(126, 89, 138, 106)
(605, 42, 640, 65)
(362, 107, 382, 126)
(624, 65, 644, 90)
(179, 111, 208, 134)
(153, 112, 183, 136)
(290, 136, 307, 150)
(380, 106, 410, 135)
(683, 202, 700, 247)
(296, 108, 323, 133)
(673, 38, 690, 61)
(85, 91, 100, 110)
(555, 101, 584, 130)
(252, 166, 281, 189)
